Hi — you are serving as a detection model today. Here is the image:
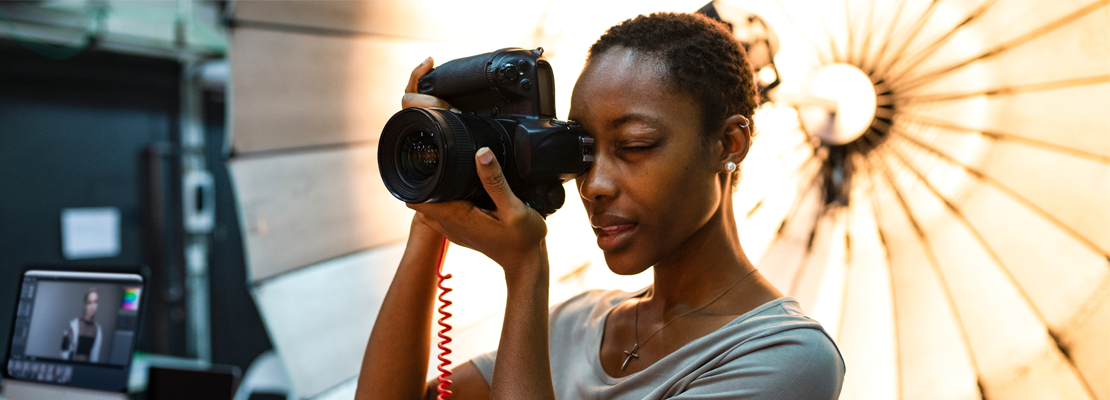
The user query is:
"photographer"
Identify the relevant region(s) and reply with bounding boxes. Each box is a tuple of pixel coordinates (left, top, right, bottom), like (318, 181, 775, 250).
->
(357, 12, 844, 399)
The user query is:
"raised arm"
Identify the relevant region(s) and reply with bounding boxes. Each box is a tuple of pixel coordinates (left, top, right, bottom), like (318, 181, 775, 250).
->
(355, 214, 447, 399)
(356, 57, 554, 400)
(408, 147, 556, 400)
(355, 57, 469, 400)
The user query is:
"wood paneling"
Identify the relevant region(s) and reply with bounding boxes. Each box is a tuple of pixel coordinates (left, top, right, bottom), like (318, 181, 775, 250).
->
(252, 243, 404, 398)
(230, 144, 412, 281)
(229, 28, 483, 153)
(231, 1, 547, 48)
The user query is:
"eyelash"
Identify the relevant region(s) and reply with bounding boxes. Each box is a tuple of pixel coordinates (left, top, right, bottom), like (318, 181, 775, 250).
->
(619, 143, 656, 153)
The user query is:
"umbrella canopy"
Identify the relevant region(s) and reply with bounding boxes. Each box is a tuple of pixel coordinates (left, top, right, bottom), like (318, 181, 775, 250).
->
(717, 1, 1109, 399)
(226, 1, 1108, 398)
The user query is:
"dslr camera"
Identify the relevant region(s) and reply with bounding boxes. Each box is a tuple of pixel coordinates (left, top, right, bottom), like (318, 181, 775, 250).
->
(378, 48, 594, 217)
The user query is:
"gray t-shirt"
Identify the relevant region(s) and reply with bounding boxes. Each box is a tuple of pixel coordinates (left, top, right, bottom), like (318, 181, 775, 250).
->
(470, 289, 845, 399)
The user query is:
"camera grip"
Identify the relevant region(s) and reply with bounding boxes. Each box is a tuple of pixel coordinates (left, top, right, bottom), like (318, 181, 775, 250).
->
(418, 51, 496, 98)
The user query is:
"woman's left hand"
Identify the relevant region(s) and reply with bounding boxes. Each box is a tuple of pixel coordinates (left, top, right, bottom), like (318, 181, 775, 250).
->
(408, 147, 548, 275)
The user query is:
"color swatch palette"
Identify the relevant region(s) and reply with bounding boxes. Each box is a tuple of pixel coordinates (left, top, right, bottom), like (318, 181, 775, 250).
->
(121, 287, 141, 311)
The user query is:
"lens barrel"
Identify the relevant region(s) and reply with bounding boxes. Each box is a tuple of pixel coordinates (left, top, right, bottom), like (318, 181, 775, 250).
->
(378, 108, 476, 203)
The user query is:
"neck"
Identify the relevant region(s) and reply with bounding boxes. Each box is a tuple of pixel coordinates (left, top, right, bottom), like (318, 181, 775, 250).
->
(646, 194, 755, 313)
(82, 315, 94, 323)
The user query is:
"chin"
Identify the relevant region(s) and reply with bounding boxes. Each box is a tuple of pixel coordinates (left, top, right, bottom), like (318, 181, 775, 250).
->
(602, 249, 653, 276)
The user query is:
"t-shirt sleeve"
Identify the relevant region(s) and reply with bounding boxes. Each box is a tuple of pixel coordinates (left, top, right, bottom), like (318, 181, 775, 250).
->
(469, 349, 497, 385)
(669, 327, 845, 400)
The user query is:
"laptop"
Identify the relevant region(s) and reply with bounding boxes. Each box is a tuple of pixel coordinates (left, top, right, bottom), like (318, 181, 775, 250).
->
(3, 267, 146, 399)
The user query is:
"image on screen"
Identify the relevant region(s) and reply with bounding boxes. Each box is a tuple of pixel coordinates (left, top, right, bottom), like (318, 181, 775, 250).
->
(23, 281, 134, 364)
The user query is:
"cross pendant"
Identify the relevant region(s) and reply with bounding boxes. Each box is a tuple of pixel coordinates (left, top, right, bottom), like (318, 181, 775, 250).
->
(621, 344, 640, 371)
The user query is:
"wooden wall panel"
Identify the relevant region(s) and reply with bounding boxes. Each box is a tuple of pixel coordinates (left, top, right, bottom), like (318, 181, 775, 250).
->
(230, 144, 413, 282)
(230, 28, 484, 153)
(252, 243, 404, 399)
(231, 0, 546, 47)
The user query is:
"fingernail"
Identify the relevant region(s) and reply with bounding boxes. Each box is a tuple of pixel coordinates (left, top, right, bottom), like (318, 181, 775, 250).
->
(422, 56, 431, 65)
(450, 108, 461, 113)
(477, 147, 494, 165)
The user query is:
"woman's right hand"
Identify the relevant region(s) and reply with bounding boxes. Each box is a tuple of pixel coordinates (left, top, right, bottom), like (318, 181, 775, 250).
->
(402, 57, 458, 112)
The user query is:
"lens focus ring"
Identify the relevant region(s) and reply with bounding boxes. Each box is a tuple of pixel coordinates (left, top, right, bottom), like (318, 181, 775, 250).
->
(378, 108, 475, 203)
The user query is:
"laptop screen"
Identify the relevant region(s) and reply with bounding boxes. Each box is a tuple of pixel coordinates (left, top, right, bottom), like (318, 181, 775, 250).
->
(4, 269, 145, 392)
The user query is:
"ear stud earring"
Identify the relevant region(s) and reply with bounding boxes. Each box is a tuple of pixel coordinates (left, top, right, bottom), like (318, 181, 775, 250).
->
(725, 161, 737, 173)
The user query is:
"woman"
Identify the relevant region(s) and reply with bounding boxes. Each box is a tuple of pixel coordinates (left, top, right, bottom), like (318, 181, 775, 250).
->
(357, 12, 844, 399)
(60, 288, 102, 363)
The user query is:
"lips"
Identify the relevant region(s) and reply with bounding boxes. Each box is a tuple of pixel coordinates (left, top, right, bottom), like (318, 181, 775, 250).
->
(590, 213, 637, 251)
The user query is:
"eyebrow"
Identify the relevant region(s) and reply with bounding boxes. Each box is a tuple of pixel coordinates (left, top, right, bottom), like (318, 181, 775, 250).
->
(608, 113, 663, 130)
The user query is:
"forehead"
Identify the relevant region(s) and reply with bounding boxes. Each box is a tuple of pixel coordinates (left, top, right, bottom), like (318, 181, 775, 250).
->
(574, 48, 666, 96)
(569, 48, 699, 127)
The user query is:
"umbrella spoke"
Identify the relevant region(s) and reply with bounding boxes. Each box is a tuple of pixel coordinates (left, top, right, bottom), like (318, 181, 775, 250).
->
(888, 124, 1110, 257)
(853, 0, 878, 70)
(862, 0, 909, 74)
(776, 0, 834, 65)
(891, 0, 1108, 92)
(877, 145, 1098, 399)
(892, 75, 1110, 103)
(869, 154, 983, 399)
(886, 133, 1110, 395)
(755, 171, 826, 290)
(870, 0, 941, 79)
(834, 156, 901, 399)
(815, 0, 844, 62)
(894, 112, 1110, 164)
(886, 0, 998, 79)
(842, 0, 855, 64)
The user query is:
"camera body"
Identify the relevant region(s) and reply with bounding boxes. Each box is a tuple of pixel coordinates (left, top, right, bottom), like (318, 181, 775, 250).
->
(379, 48, 594, 216)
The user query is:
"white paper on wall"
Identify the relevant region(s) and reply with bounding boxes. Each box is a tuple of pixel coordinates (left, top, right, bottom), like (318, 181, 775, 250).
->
(61, 207, 121, 260)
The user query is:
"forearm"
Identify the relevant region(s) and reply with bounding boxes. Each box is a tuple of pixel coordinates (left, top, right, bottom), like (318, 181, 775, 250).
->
(489, 244, 555, 400)
(356, 221, 446, 400)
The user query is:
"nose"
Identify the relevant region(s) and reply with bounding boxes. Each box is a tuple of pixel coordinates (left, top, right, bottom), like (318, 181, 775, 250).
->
(577, 155, 618, 203)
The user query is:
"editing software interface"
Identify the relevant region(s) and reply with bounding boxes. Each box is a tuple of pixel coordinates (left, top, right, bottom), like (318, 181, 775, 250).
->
(5, 270, 144, 392)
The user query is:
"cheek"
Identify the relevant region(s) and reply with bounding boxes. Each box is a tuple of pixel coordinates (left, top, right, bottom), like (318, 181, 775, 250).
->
(643, 151, 719, 211)
(632, 151, 721, 237)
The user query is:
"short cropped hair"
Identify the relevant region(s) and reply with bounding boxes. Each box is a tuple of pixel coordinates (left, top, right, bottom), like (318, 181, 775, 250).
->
(588, 12, 759, 139)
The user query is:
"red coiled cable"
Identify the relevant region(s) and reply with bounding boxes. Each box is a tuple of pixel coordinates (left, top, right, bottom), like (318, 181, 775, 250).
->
(434, 237, 453, 400)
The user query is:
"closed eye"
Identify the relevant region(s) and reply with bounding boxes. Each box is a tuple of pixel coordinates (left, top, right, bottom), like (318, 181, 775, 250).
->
(618, 143, 657, 154)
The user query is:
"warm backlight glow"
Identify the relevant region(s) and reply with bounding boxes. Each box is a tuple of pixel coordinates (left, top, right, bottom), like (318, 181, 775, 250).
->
(799, 63, 877, 145)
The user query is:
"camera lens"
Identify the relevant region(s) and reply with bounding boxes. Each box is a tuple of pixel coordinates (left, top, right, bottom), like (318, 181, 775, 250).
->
(401, 131, 439, 180)
(379, 108, 506, 204)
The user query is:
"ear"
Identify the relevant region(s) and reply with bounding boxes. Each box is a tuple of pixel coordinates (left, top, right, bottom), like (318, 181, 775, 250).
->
(717, 114, 752, 165)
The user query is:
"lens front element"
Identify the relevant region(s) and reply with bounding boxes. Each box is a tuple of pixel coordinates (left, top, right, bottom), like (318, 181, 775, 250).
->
(401, 131, 440, 180)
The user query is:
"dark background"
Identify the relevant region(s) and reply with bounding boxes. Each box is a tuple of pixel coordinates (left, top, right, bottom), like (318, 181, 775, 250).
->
(0, 39, 271, 373)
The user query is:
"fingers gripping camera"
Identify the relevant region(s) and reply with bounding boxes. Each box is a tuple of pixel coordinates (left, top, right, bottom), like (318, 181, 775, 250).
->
(379, 48, 595, 217)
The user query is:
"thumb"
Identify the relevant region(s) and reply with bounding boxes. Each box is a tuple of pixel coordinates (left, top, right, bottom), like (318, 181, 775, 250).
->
(475, 147, 520, 211)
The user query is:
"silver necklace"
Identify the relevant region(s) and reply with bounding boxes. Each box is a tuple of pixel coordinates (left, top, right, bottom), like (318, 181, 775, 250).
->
(621, 268, 758, 371)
